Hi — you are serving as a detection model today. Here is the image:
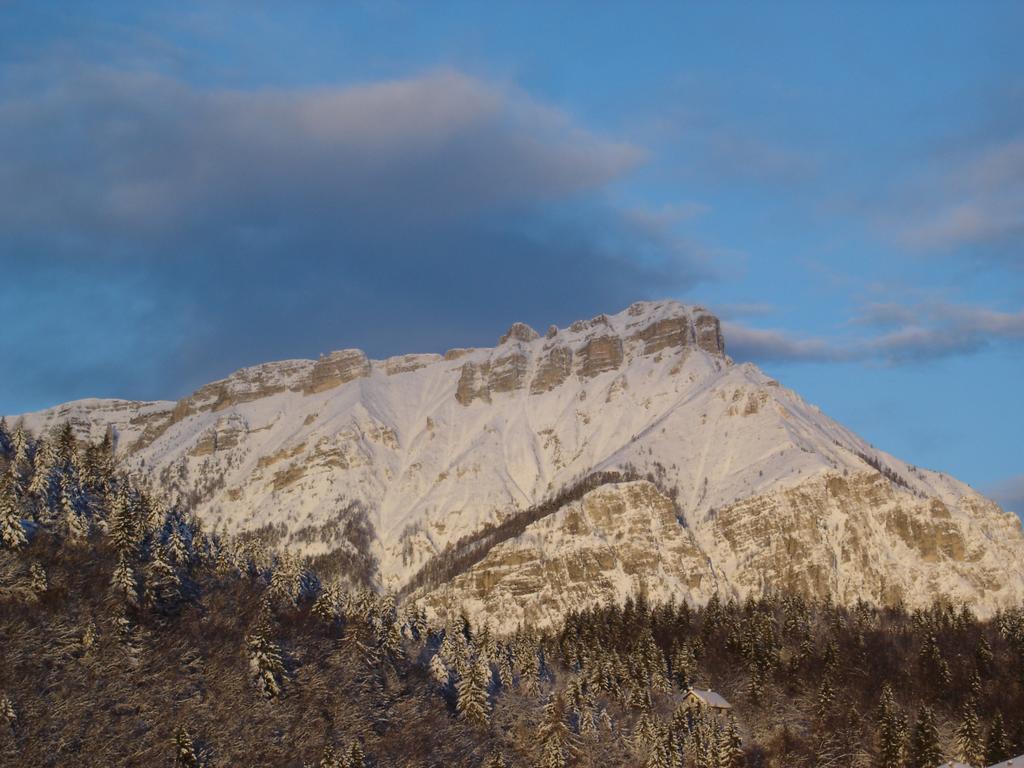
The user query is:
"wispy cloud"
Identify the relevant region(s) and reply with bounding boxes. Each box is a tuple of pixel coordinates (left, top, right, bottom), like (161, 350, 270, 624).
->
(725, 301, 1024, 364)
(892, 136, 1024, 261)
(0, 68, 644, 237)
(723, 322, 847, 363)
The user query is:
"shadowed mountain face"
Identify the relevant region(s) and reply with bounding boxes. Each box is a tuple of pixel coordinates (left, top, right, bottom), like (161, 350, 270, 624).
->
(13, 300, 1024, 627)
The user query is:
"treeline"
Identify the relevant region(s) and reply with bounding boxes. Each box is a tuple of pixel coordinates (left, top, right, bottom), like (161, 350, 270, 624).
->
(1, 419, 1023, 767)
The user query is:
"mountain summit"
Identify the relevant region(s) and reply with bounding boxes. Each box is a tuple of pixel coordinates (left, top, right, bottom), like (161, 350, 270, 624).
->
(14, 300, 1024, 628)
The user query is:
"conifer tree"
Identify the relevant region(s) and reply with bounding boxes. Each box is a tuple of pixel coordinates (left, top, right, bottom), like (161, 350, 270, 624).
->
(54, 421, 76, 465)
(80, 619, 98, 652)
(908, 705, 941, 768)
(956, 698, 984, 768)
(537, 693, 571, 768)
(745, 663, 765, 706)
(247, 614, 286, 699)
(456, 656, 490, 726)
(483, 746, 507, 768)
(967, 671, 982, 701)
(145, 545, 181, 613)
(403, 602, 427, 641)
(816, 674, 835, 721)
(0, 695, 15, 730)
(877, 683, 908, 768)
(312, 581, 341, 624)
(59, 469, 90, 542)
(672, 642, 697, 689)
(27, 438, 58, 518)
(645, 723, 674, 768)
(167, 519, 190, 567)
(29, 561, 47, 598)
(0, 417, 11, 459)
(269, 552, 301, 606)
(9, 426, 32, 500)
(498, 646, 515, 689)
(174, 725, 200, 767)
(108, 484, 139, 560)
(429, 652, 451, 691)
(628, 677, 653, 712)
(111, 555, 139, 607)
(374, 611, 404, 661)
(344, 740, 365, 768)
(632, 710, 658, 756)
(521, 643, 543, 695)
(986, 711, 1011, 765)
(976, 636, 994, 677)
(720, 713, 744, 768)
(0, 473, 27, 549)
(319, 744, 340, 768)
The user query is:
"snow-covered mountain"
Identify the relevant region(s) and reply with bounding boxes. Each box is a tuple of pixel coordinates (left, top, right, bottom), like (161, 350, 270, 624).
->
(13, 300, 1024, 627)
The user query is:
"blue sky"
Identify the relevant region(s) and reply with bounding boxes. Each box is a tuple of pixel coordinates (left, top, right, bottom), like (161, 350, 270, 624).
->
(1, 2, 1022, 512)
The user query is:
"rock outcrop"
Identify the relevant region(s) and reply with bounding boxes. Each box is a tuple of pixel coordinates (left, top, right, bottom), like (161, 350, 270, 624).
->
(499, 322, 540, 345)
(530, 344, 573, 394)
(302, 349, 370, 394)
(576, 334, 624, 378)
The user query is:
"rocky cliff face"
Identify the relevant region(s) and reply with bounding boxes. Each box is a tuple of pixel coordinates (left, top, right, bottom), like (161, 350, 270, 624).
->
(12, 300, 1024, 628)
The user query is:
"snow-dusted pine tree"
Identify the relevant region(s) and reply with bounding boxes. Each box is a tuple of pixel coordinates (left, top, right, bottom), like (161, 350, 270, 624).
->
(318, 744, 340, 768)
(816, 674, 835, 721)
(497, 645, 515, 690)
(111, 555, 139, 607)
(429, 651, 450, 692)
(29, 562, 47, 598)
(537, 692, 571, 768)
(877, 683, 908, 768)
(173, 725, 200, 767)
(908, 705, 942, 768)
(719, 713, 744, 768)
(672, 641, 696, 689)
(145, 545, 181, 613)
(247, 615, 286, 699)
(27, 437, 57, 514)
(483, 746, 507, 768)
(986, 711, 1011, 765)
(0, 417, 11, 459)
(312, 581, 341, 624)
(344, 740, 365, 768)
(8, 426, 32, 500)
(108, 485, 139, 559)
(0, 695, 15, 729)
(456, 656, 490, 726)
(0, 473, 27, 549)
(956, 698, 984, 768)
(59, 469, 90, 542)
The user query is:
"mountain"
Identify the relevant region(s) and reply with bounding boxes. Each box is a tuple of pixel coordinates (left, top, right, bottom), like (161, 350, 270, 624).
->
(12, 300, 1024, 628)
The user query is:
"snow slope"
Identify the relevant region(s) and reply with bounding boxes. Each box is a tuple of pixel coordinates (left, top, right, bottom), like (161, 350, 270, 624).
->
(12, 300, 1024, 623)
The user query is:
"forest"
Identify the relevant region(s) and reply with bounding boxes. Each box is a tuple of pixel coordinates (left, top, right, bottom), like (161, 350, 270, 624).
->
(1, 419, 1022, 767)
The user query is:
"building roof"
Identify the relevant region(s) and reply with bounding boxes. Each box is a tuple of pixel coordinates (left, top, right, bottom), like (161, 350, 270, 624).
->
(685, 688, 732, 709)
(987, 756, 1024, 768)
